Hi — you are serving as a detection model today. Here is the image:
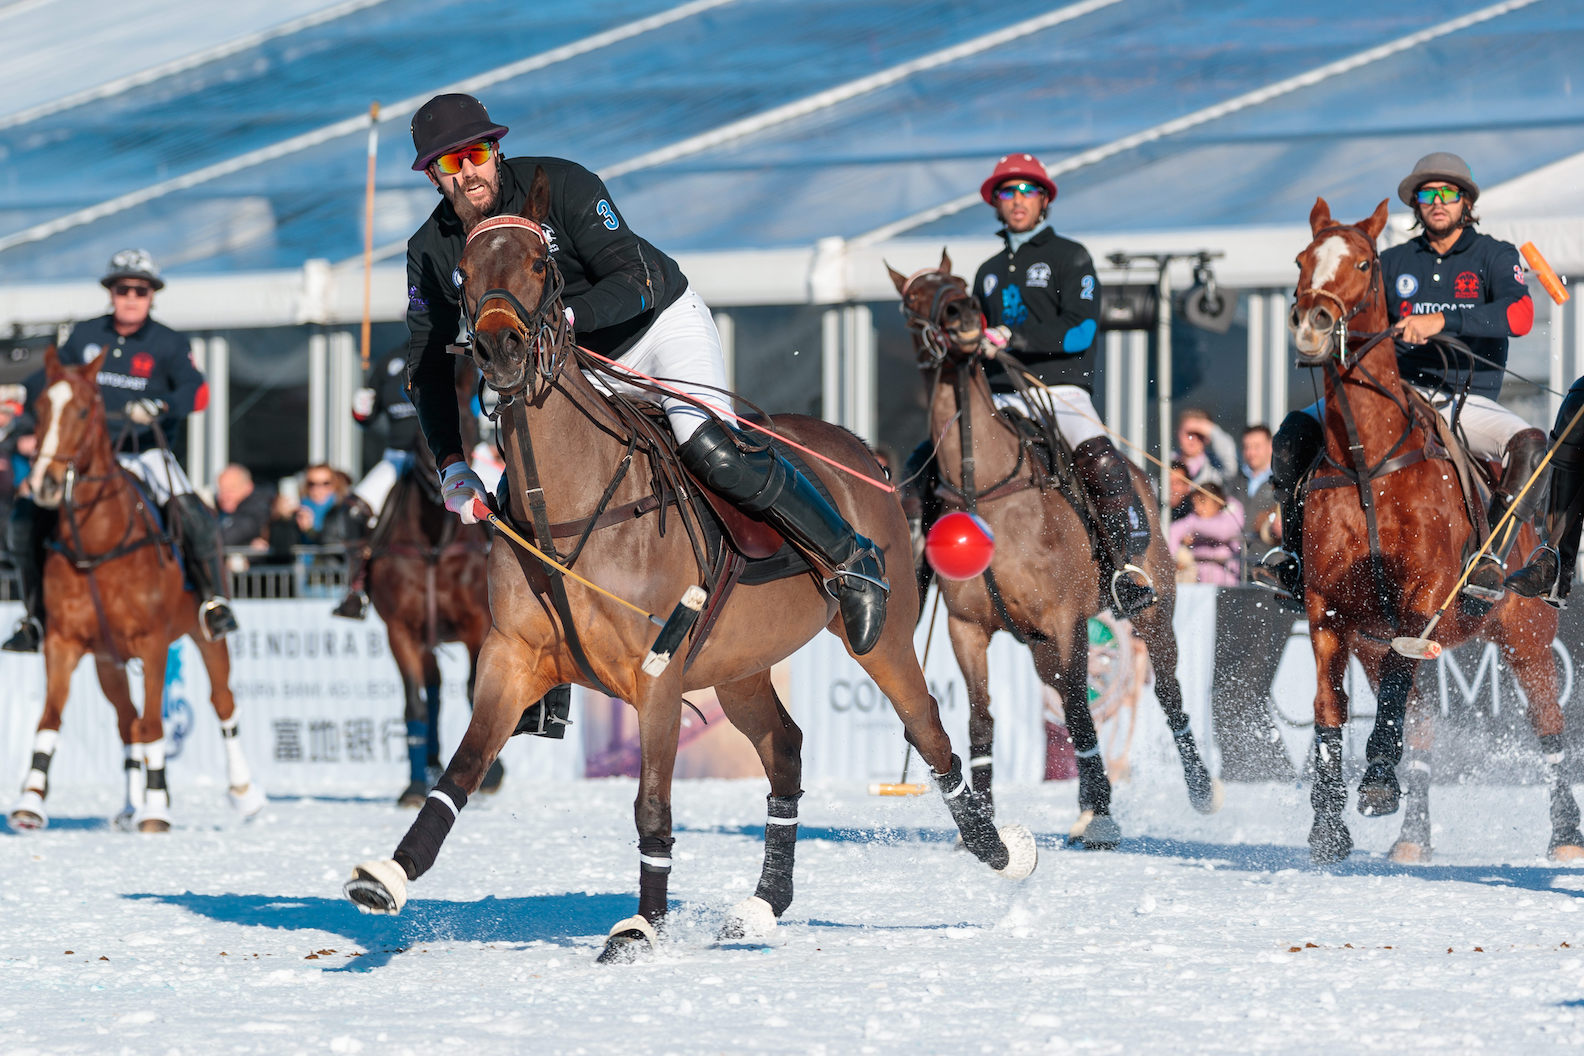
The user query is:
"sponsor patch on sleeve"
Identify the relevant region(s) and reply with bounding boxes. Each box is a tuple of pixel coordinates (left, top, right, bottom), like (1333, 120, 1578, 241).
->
(1395, 273, 1418, 297)
(407, 285, 428, 312)
(982, 274, 998, 298)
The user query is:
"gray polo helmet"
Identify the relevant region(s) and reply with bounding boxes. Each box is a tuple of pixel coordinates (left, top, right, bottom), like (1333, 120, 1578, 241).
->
(101, 248, 164, 290)
(1397, 151, 1479, 207)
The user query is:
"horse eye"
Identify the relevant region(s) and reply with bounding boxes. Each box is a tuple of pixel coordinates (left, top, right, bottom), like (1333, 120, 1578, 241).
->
(1356, 260, 1369, 271)
(532, 259, 546, 274)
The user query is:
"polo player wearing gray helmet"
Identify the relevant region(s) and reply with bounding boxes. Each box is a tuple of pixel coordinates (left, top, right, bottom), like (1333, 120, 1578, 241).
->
(0, 250, 238, 651)
(1257, 151, 1542, 607)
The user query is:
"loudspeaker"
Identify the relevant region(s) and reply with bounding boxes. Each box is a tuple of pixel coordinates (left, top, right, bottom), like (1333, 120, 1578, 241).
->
(1098, 283, 1158, 332)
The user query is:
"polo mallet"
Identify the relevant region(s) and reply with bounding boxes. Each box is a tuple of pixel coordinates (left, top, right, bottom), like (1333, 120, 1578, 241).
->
(868, 588, 943, 796)
(473, 499, 707, 676)
(359, 101, 380, 372)
(1522, 242, 1569, 306)
(1391, 395, 1584, 660)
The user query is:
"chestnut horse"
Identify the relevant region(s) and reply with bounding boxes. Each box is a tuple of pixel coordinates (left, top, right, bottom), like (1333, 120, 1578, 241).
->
(1290, 198, 1581, 863)
(348, 387, 496, 807)
(8, 348, 264, 832)
(345, 166, 1037, 962)
(888, 253, 1220, 848)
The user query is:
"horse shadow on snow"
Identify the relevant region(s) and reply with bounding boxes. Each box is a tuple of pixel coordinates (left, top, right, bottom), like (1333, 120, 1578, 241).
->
(124, 890, 635, 972)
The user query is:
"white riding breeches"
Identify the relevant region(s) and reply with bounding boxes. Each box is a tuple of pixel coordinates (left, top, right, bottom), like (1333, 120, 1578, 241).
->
(116, 448, 192, 505)
(1300, 385, 1533, 462)
(353, 448, 416, 514)
(584, 286, 732, 443)
(992, 384, 1107, 447)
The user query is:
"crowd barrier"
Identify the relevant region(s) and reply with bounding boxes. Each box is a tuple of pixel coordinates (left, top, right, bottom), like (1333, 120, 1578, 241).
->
(1, 585, 1579, 801)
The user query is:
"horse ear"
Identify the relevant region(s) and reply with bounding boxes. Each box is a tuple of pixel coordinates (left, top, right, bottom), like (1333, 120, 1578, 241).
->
(1309, 197, 1332, 236)
(885, 262, 909, 295)
(86, 346, 109, 382)
(523, 165, 551, 224)
(939, 247, 952, 275)
(1358, 199, 1390, 242)
(44, 344, 62, 381)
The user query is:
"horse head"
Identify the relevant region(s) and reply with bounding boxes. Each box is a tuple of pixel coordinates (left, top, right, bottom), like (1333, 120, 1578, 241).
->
(887, 249, 984, 366)
(27, 345, 110, 509)
(456, 165, 569, 398)
(1290, 197, 1390, 365)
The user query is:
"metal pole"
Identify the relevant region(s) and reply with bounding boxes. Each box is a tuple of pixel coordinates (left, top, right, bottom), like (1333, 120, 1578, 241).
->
(1245, 293, 1265, 429)
(1156, 258, 1173, 527)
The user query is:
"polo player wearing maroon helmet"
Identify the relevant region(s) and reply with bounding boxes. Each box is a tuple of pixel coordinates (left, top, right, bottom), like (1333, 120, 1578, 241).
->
(971, 153, 1156, 617)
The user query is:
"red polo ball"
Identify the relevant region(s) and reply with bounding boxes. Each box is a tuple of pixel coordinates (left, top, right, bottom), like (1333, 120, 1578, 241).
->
(925, 512, 996, 580)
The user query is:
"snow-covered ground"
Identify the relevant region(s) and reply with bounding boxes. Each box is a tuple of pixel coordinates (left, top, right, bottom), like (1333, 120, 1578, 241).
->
(3, 770, 1583, 1055)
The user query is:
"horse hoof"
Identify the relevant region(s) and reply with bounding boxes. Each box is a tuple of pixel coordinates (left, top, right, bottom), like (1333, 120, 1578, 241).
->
(597, 915, 657, 964)
(995, 824, 1038, 879)
(396, 781, 427, 809)
(1065, 811, 1120, 850)
(345, 859, 408, 915)
(1308, 817, 1353, 864)
(135, 805, 171, 833)
(228, 783, 267, 819)
(1356, 762, 1401, 817)
(1388, 840, 1431, 864)
(718, 896, 777, 942)
(1189, 777, 1226, 815)
(479, 759, 505, 795)
(1549, 833, 1584, 862)
(9, 790, 47, 831)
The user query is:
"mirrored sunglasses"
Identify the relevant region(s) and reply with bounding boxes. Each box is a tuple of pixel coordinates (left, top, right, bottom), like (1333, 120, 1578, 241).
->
(112, 284, 152, 298)
(433, 141, 496, 176)
(1416, 186, 1462, 205)
(994, 181, 1045, 201)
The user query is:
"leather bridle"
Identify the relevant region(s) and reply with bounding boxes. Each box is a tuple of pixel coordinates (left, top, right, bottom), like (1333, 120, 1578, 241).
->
(461, 215, 570, 392)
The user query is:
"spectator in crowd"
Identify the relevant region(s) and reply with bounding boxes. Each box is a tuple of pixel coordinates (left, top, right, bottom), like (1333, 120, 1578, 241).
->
(1228, 424, 1279, 572)
(276, 463, 345, 548)
(1168, 482, 1244, 586)
(1174, 408, 1238, 488)
(1168, 460, 1194, 521)
(215, 463, 274, 551)
(0, 395, 25, 530)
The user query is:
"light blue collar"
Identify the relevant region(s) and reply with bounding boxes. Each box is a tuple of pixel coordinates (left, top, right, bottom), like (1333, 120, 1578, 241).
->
(1005, 221, 1050, 254)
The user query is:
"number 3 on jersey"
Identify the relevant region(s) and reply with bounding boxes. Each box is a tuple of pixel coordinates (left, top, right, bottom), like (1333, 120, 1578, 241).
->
(596, 199, 620, 231)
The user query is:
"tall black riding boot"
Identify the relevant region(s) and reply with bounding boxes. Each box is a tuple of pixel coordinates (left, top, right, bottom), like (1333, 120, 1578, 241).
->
(167, 494, 239, 641)
(1465, 428, 1548, 602)
(1509, 385, 1584, 603)
(679, 419, 888, 655)
(330, 496, 375, 620)
(1071, 435, 1155, 619)
(2, 498, 53, 653)
(1253, 410, 1324, 608)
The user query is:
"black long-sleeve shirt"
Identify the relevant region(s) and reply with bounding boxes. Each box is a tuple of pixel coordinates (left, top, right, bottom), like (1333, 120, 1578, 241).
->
(404, 156, 687, 464)
(1382, 226, 1533, 400)
(973, 226, 1102, 393)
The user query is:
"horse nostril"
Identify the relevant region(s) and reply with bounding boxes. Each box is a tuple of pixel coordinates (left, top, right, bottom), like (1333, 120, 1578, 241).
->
(1314, 309, 1333, 330)
(1288, 306, 1301, 328)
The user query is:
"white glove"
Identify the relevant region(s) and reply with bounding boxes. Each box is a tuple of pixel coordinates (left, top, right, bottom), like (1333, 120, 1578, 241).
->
(440, 460, 491, 525)
(127, 398, 167, 425)
(0, 383, 25, 406)
(351, 387, 377, 421)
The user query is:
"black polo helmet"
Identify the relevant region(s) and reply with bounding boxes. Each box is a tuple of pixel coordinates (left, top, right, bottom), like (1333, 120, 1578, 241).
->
(410, 93, 509, 172)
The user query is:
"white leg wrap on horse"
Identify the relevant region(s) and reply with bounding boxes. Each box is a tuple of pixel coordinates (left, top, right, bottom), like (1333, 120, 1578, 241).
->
(345, 858, 409, 915)
(607, 914, 658, 944)
(723, 896, 778, 941)
(995, 824, 1038, 880)
(220, 717, 255, 792)
(9, 788, 48, 830)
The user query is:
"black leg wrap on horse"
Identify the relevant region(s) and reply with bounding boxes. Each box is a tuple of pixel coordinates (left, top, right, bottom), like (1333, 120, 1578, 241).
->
(1309, 727, 1346, 815)
(968, 742, 994, 799)
(679, 418, 888, 654)
(753, 792, 802, 917)
(638, 834, 675, 923)
(393, 776, 468, 881)
(933, 754, 1008, 870)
